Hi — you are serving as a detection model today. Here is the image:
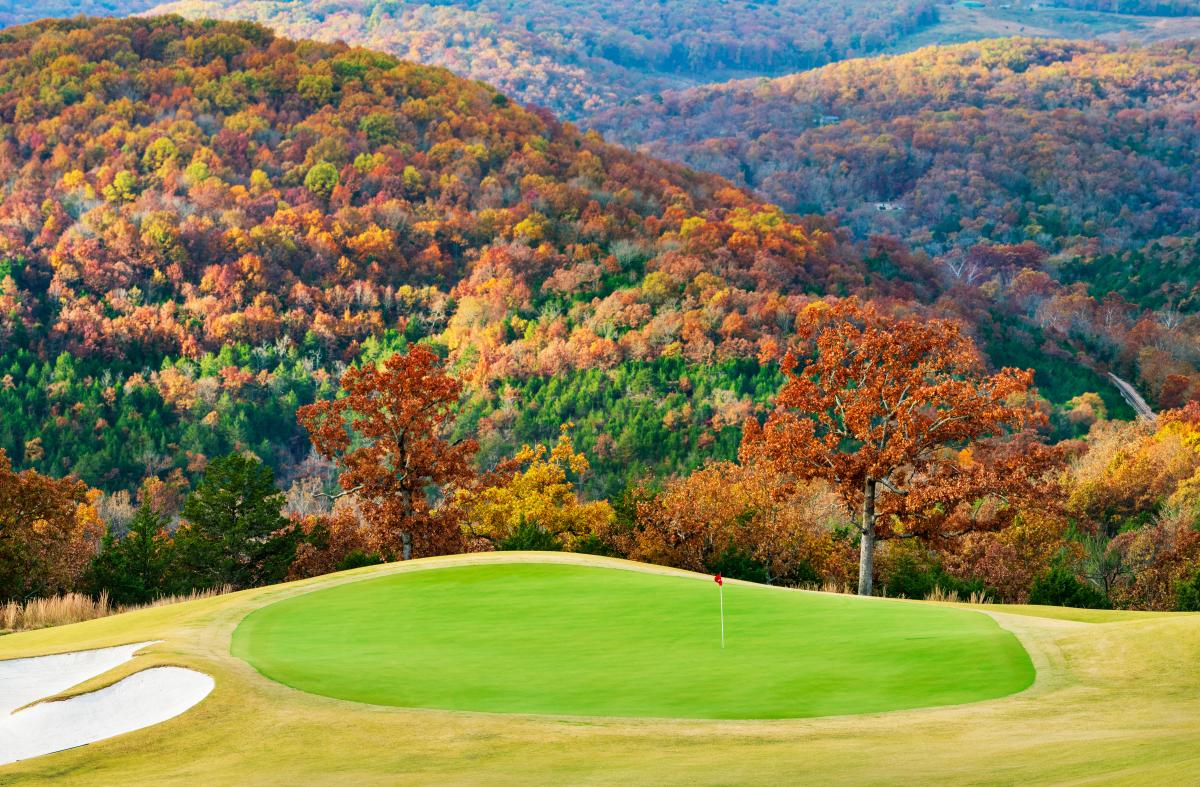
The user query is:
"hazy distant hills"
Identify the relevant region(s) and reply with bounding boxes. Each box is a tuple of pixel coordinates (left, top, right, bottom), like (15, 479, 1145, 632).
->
(5, 1, 1200, 120)
(592, 39, 1200, 282)
(141, 0, 939, 119)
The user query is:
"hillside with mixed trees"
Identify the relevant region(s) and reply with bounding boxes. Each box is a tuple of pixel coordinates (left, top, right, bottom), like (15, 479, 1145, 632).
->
(593, 39, 1200, 262)
(591, 38, 1200, 402)
(0, 15, 886, 499)
(140, 0, 943, 119)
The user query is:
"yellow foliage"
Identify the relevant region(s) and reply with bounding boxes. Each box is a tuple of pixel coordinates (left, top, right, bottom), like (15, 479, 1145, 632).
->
(459, 429, 613, 548)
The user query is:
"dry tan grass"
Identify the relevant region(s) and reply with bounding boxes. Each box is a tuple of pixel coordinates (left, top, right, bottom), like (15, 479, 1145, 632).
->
(2, 587, 232, 632)
(923, 586, 992, 605)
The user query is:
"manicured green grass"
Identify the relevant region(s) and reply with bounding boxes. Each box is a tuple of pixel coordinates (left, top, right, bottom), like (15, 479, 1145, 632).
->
(2, 554, 1198, 783)
(232, 562, 1033, 719)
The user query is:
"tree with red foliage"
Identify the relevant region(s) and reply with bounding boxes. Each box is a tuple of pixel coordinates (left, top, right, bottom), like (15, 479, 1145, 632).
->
(297, 347, 477, 560)
(0, 450, 104, 600)
(742, 299, 1057, 595)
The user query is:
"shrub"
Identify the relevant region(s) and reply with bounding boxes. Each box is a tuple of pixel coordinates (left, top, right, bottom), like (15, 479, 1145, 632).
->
(706, 544, 770, 585)
(498, 519, 563, 551)
(572, 533, 623, 558)
(1176, 567, 1200, 612)
(335, 550, 385, 572)
(1029, 566, 1112, 609)
(883, 551, 985, 600)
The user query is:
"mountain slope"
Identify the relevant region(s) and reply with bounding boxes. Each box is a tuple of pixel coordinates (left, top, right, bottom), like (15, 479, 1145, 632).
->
(0, 16, 868, 494)
(591, 38, 1200, 415)
(143, 0, 941, 119)
(592, 38, 1200, 270)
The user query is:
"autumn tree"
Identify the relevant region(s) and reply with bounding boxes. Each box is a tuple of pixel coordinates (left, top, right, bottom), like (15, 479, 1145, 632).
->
(743, 300, 1055, 596)
(622, 459, 854, 586)
(297, 347, 477, 560)
(458, 428, 613, 551)
(287, 506, 380, 580)
(0, 450, 104, 600)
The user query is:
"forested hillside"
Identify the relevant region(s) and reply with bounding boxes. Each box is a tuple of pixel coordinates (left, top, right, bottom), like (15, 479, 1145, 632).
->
(594, 39, 1200, 257)
(592, 39, 1200, 411)
(0, 16, 879, 498)
(1053, 0, 1200, 13)
(0, 1, 158, 27)
(144, 0, 940, 118)
(3, 17, 1197, 504)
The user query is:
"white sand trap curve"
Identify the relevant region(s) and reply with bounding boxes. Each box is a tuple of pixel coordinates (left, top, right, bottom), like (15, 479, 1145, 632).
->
(0, 642, 214, 766)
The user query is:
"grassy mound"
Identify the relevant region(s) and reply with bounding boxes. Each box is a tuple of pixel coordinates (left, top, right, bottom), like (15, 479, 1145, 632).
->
(232, 562, 1033, 719)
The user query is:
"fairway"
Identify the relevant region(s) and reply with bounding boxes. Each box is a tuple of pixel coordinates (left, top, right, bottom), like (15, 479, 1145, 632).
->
(232, 562, 1033, 719)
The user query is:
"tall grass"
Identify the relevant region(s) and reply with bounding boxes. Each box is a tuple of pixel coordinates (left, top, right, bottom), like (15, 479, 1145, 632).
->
(1, 586, 232, 632)
(924, 586, 992, 605)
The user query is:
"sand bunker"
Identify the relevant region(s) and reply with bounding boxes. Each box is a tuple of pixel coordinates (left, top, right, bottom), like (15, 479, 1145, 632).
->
(0, 642, 213, 766)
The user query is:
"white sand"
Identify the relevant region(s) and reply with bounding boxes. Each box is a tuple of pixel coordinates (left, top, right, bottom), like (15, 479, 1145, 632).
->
(0, 642, 214, 766)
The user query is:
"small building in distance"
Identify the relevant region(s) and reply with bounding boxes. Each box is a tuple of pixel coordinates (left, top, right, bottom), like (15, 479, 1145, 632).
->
(817, 114, 840, 126)
(874, 202, 904, 213)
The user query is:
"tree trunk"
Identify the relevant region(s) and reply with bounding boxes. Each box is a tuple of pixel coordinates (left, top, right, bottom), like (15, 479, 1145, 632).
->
(858, 478, 877, 596)
(401, 531, 412, 561)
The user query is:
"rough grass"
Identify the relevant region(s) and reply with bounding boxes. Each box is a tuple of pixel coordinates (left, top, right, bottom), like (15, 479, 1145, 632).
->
(1, 587, 232, 632)
(1, 552, 1198, 785)
(232, 562, 1032, 719)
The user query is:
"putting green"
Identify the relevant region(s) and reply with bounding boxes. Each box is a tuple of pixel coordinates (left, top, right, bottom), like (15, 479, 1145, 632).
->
(232, 562, 1034, 719)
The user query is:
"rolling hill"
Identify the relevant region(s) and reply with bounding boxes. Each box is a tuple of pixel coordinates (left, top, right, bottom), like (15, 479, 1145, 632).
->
(1, 553, 1198, 782)
(3, 17, 1196, 505)
(592, 38, 1200, 267)
(0, 16, 879, 497)
(141, 0, 940, 119)
(31, 0, 1186, 122)
(590, 39, 1200, 408)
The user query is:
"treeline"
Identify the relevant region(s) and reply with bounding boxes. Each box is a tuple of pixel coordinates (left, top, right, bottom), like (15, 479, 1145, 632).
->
(1050, 0, 1200, 14)
(6, 329, 1198, 617)
(148, 0, 939, 118)
(0, 1, 160, 27)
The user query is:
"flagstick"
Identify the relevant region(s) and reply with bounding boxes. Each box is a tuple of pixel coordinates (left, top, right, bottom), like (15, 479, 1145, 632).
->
(719, 582, 725, 649)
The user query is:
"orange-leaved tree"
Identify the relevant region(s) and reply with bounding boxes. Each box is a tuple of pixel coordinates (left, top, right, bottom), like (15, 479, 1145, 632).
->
(297, 347, 477, 561)
(0, 450, 104, 601)
(742, 299, 1056, 596)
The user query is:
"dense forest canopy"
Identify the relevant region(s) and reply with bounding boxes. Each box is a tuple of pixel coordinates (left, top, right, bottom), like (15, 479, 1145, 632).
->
(143, 0, 941, 118)
(0, 16, 876, 496)
(1, 17, 1197, 504)
(593, 39, 1200, 305)
(6, 1, 1199, 119)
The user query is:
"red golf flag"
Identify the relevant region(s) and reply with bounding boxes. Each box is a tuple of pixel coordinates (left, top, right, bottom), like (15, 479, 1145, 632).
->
(714, 573, 723, 586)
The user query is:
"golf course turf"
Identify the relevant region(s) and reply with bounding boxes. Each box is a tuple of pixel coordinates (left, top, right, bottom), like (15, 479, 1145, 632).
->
(2, 553, 1200, 783)
(231, 562, 1034, 719)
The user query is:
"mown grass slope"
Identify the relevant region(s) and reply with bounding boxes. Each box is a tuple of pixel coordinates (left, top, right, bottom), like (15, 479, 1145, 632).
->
(232, 562, 1032, 719)
(1, 553, 1198, 785)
